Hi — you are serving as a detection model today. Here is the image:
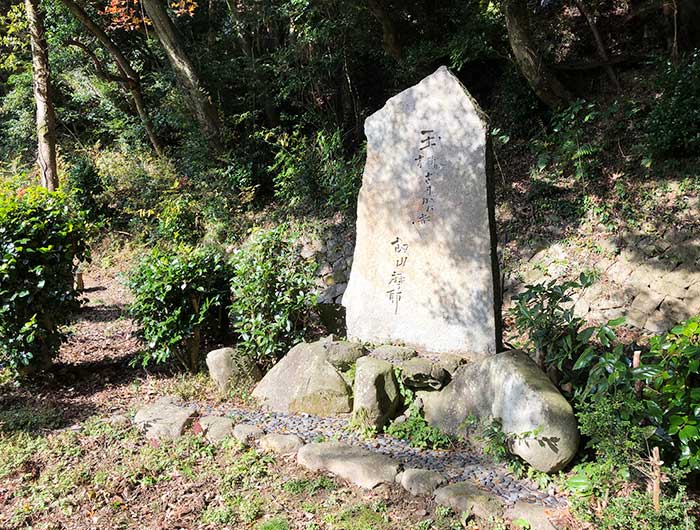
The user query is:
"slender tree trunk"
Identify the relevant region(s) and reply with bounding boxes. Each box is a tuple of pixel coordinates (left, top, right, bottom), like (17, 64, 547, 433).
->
(141, 0, 222, 148)
(367, 0, 402, 61)
(60, 0, 164, 156)
(25, 0, 58, 191)
(574, 0, 621, 90)
(503, 0, 572, 111)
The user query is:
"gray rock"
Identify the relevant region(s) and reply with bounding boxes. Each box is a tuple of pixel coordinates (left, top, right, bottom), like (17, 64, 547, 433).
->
(259, 433, 305, 454)
(504, 501, 558, 530)
(199, 415, 234, 443)
(353, 356, 400, 430)
(370, 345, 417, 363)
(252, 340, 352, 416)
(434, 482, 504, 520)
(321, 338, 366, 371)
(419, 350, 578, 473)
(133, 396, 197, 440)
(435, 353, 467, 376)
(398, 468, 446, 496)
(343, 66, 500, 356)
(206, 347, 262, 393)
(233, 424, 264, 446)
(297, 442, 399, 489)
(398, 358, 448, 390)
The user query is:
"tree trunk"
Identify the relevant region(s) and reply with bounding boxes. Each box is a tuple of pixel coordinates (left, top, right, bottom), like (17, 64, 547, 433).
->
(141, 0, 222, 148)
(60, 0, 164, 156)
(25, 0, 58, 191)
(574, 0, 621, 91)
(503, 0, 572, 111)
(367, 0, 402, 61)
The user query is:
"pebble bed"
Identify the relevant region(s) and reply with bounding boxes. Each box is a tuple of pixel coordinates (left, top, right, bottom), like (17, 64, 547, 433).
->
(189, 402, 567, 508)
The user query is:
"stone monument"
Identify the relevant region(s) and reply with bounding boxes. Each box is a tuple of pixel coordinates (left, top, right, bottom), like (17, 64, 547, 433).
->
(343, 66, 501, 356)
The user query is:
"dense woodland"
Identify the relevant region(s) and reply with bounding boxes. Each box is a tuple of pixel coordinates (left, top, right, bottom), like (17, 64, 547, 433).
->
(3, 1, 700, 529)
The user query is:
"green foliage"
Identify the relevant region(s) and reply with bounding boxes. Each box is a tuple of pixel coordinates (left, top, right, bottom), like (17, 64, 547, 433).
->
(64, 157, 109, 222)
(266, 126, 362, 212)
(347, 407, 378, 440)
(533, 100, 603, 181)
(258, 518, 290, 530)
(127, 246, 231, 371)
(573, 317, 700, 471)
(646, 51, 700, 157)
(229, 225, 316, 365)
(282, 476, 336, 495)
(386, 368, 452, 450)
(0, 188, 90, 375)
(571, 486, 696, 530)
(510, 271, 597, 371)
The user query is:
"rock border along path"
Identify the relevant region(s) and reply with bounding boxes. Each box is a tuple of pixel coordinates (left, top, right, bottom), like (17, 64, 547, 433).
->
(134, 397, 567, 515)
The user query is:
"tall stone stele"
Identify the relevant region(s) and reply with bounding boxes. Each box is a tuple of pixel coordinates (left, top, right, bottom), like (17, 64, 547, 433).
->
(343, 66, 501, 357)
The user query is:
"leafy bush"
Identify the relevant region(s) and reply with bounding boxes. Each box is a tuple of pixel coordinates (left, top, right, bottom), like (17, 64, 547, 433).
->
(267, 126, 362, 211)
(127, 246, 231, 371)
(229, 225, 316, 366)
(510, 271, 596, 371)
(64, 157, 109, 222)
(646, 51, 700, 157)
(0, 188, 90, 375)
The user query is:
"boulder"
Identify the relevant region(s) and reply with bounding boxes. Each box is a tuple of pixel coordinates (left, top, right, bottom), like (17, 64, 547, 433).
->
(259, 433, 305, 455)
(199, 415, 234, 443)
(133, 396, 197, 440)
(434, 482, 504, 520)
(252, 340, 353, 416)
(419, 350, 578, 473)
(397, 468, 446, 496)
(353, 356, 400, 430)
(370, 345, 417, 363)
(206, 347, 262, 393)
(233, 424, 264, 446)
(320, 337, 366, 371)
(504, 501, 559, 530)
(297, 442, 399, 489)
(398, 357, 448, 390)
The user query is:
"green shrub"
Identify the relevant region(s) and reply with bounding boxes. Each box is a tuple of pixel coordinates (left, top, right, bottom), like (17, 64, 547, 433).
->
(0, 188, 90, 375)
(510, 271, 597, 372)
(127, 246, 231, 371)
(229, 225, 316, 366)
(573, 317, 700, 471)
(646, 51, 700, 157)
(267, 126, 362, 211)
(64, 157, 109, 222)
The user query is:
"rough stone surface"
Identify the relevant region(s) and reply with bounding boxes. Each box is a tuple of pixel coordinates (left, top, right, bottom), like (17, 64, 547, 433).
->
(199, 415, 234, 442)
(370, 345, 417, 363)
(398, 468, 446, 496)
(319, 337, 366, 371)
(252, 340, 352, 416)
(206, 347, 262, 393)
(419, 350, 578, 473)
(297, 441, 399, 489)
(343, 65, 500, 356)
(259, 433, 305, 454)
(504, 501, 559, 530)
(399, 358, 448, 390)
(233, 423, 264, 446)
(434, 482, 504, 520)
(133, 396, 197, 440)
(353, 356, 400, 429)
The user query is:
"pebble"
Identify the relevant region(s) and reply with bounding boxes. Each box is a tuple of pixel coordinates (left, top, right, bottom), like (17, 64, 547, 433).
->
(187, 401, 567, 508)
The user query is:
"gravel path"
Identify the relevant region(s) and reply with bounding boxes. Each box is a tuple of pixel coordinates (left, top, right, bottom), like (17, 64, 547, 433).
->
(190, 402, 568, 508)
